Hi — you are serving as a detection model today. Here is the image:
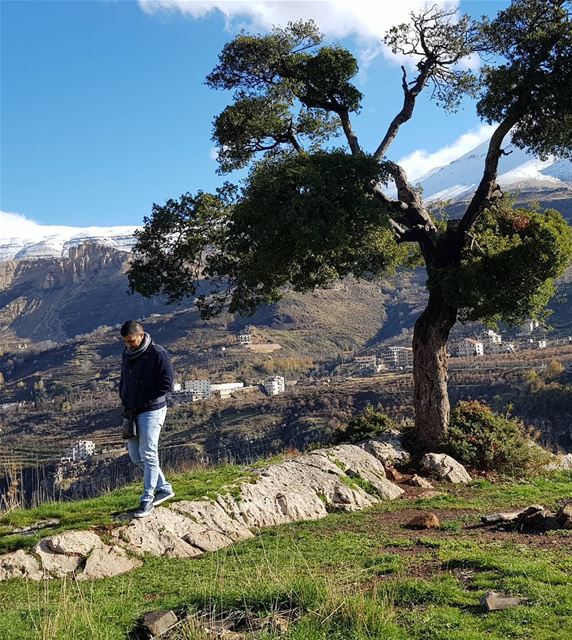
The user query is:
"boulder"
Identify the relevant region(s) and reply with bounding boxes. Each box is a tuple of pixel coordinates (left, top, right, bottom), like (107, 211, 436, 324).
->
(34, 539, 83, 577)
(45, 530, 104, 556)
(77, 544, 142, 580)
(420, 453, 472, 484)
(357, 432, 410, 467)
(112, 507, 204, 558)
(0, 549, 44, 581)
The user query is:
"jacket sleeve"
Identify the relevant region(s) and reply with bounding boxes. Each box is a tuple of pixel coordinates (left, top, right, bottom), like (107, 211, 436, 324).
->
(119, 353, 124, 399)
(156, 348, 174, 397)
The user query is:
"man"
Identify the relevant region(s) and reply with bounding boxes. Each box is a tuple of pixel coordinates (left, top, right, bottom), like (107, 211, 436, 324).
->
(119, 320, 175, 518)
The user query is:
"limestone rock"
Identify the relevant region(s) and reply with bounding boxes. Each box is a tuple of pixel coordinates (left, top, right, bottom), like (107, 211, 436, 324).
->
(77, 544, 142, 580)
(34, 539, 83, 577)
(142, 610, 178, 637)
(481, 510, 524, 524)
(171, 499, 254, 542)
(405, 513, 440, 529)
(560, 454, 572, 470)
(357, 432, 410, 467)
(409, 475, 434, 488)
(480, 591, 524, 611)
(420, 453, 472, 484)
(0, 549, 44, 581)
(45, 530, 104, 556)
(112, 507, 204, 558)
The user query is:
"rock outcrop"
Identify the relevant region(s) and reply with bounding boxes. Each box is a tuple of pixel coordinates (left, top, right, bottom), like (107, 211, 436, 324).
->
(0, 443, 404, 581)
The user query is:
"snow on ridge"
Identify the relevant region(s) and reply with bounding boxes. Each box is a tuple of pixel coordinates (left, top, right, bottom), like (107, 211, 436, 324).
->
(0, 224, 139, 261)
(498, 157, 563, 185)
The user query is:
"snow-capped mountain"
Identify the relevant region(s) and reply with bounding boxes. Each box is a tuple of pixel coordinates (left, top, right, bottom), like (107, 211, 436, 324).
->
(416, 139, 572, 204)
(0, 217, 139, 262)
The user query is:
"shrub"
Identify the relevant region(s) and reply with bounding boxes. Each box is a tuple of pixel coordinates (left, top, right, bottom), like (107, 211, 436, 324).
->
(440, 400, 552, 477)
(334, 404, 396, 444)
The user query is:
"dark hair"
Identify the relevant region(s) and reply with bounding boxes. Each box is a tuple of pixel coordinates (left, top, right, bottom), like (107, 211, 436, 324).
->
(120, 320, 144, 337)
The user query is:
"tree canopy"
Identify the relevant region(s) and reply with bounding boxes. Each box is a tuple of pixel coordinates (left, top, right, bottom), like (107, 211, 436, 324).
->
(128, 0, 572, 449)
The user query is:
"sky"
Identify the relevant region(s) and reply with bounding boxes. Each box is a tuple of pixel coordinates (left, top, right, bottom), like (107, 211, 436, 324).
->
(0, 0, 509, 234)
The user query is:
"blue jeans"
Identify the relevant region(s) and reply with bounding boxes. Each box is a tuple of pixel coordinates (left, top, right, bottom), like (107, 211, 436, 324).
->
(126, 407, 172, 503)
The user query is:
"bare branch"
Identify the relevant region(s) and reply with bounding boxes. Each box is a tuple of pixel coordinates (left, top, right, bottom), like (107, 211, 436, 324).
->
(458, 93, 531, 239)
(338, 107, 361, 155)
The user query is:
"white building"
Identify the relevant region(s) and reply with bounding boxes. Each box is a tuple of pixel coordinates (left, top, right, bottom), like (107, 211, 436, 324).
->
(536, 339, 547, 349)
(182, 379, 212, 399)
(455, 338, 484, 358)
(353, 354, 377, 369)
(482, 329, 502, 353)
(264, 376, 285, 396)
(173, 382, 181, 392)
(381, 346, 414, 369)
(211, 382, 245, 399)
(237, 332, 252, 346)
(70, 440, 96, 461)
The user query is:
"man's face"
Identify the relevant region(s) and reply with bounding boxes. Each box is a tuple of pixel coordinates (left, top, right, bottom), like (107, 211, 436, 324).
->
(123, 331, 144, 351)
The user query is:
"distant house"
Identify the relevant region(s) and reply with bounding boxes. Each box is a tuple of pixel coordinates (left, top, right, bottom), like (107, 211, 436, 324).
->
(455, 338, 484, 358)
(211, 382, 245, 399)
(182, 379, 212, 399)
(522, 319, 540, 334)
(537, 339, 547, 349)
(380, 346, 414, 369)
(237, 325, 253, 346)
(353, 354, 377, 369)
(482, 329, 502, 353)
(264, 376, 285, 396)
(69, 440, 96, 461)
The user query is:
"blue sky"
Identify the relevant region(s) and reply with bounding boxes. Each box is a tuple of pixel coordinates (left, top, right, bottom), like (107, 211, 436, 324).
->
(1, 0, 508, 230)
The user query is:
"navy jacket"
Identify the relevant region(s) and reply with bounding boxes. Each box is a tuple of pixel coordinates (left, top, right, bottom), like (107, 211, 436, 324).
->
(119, 342, 174, 413)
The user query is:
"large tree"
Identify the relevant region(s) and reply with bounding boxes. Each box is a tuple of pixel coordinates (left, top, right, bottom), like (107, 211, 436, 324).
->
(129, 0, 572, 451)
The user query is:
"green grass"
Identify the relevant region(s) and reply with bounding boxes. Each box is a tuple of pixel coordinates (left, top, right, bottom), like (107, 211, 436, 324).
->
(0, 469, 571, 639)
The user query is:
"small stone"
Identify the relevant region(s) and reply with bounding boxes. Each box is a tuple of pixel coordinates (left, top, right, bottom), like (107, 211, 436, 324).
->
(481, 510, 524, 524)
(46, 530, 104, 556)
(142, 610, 178, 637)
(408, 474, 434, 488)
(405, 513, 440, 529)
(480, 591, 524, 611)
(557, 501, 572, 522)
(385, 466, 410, 482)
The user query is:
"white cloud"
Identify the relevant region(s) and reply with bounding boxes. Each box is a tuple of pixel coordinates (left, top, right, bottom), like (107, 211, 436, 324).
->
(138, 0, 461, 67)
(208, 146, 219, 161)
(397, 124, 496, 181)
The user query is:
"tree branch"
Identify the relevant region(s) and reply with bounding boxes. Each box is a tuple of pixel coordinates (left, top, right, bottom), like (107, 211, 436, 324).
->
(338, 107, 361, 155)
(457, 93, 531, 239)
(373, 64, 432, 161)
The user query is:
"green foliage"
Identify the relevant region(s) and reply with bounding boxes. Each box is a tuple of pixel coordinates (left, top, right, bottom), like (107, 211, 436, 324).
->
(477, 0, 572, 159)
(440, 400, 552, 476)
(334, 404, 396, 444)
(439, 198, 572, 325)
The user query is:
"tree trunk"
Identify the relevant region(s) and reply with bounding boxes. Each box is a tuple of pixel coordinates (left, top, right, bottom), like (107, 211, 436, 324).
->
(412, 287, 458, 452)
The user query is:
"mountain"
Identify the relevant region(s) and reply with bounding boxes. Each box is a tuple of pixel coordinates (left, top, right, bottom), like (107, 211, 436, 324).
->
(416, 139, 572, 220)
(0, 221, 138, 261)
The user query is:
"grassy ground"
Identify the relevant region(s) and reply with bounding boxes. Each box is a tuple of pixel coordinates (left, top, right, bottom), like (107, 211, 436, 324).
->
(0, 465, 571, 640)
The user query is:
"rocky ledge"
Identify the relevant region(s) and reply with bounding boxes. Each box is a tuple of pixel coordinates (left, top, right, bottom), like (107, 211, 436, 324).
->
(1, 442, 414, 582)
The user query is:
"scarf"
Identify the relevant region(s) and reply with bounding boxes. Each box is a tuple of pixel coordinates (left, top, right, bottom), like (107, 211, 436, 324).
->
(125, 332, 152, 359)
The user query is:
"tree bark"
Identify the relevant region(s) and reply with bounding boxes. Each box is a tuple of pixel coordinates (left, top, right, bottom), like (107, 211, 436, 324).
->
(412, 286, 458, 452)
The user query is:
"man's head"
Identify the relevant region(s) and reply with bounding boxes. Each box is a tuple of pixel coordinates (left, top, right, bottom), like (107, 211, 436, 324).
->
(120, 320, 145, 351)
